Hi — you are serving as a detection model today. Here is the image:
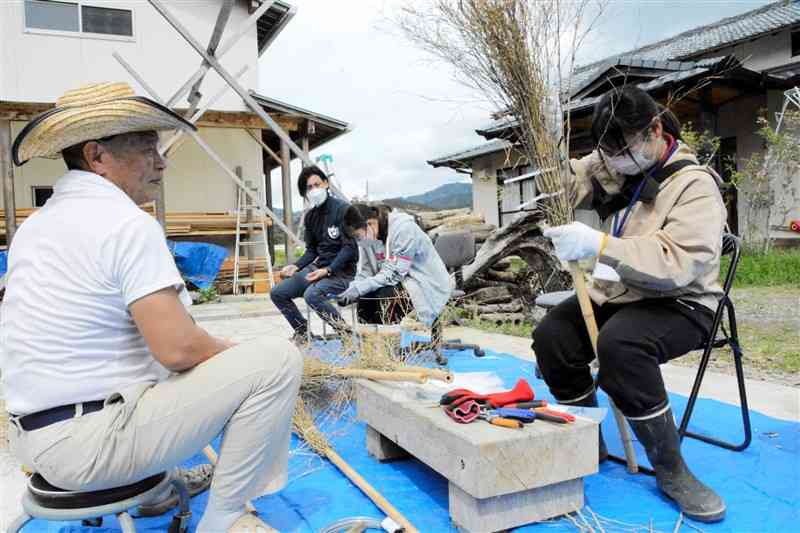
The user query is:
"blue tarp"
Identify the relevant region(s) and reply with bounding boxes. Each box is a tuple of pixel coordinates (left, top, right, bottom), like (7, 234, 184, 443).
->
(0, 245, 226, 289)
(18, 343, 800, 532)
(167, 241, 228, 290)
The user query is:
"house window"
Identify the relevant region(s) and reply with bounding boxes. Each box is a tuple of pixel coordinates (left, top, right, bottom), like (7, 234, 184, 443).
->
(32, 186, 54, 208)
(81, 5, 133, 36)
(24, 1, 134, 38)
(792, 30, 800, 57)
(24, 0, 79, 32)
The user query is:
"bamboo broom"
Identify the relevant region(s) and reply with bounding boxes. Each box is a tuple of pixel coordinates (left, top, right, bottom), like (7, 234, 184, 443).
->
(398, 0, 638, 472)
(293, 399, 418, 532)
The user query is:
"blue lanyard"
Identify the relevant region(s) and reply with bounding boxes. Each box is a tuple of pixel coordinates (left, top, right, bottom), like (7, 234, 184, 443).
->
(612, 141, 678, 237)
(612, 177, 647, 237)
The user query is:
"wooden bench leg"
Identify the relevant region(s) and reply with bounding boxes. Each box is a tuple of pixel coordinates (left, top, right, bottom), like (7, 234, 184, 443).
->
(365, 426, 411, 462)
(448, 478, 584, 533)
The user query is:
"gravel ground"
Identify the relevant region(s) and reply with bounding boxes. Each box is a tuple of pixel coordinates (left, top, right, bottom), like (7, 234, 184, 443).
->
(668, 287, 800, 387)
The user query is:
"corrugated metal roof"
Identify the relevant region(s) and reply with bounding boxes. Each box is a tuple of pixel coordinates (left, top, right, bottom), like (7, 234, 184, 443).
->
(428, 139, 512, 168)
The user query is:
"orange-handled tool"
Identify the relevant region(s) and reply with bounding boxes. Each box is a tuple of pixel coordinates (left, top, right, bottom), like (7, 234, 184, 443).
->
(488, 417, 523, 429)
(479, 408, 523, 429)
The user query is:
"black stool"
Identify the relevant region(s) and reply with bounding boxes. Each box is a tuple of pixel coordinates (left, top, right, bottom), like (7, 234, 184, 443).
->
(9, 471, 191, 533)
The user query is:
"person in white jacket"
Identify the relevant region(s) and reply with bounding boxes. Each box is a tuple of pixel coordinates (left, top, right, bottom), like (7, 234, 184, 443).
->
(338, 204, 451, 327)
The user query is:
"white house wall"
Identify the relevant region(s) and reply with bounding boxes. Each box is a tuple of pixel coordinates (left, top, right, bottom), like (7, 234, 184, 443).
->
(1, 122, 261, 214)
(164, 126, 262, 212)
(0, 1, 258, 111)
(699, 29, 795, 73)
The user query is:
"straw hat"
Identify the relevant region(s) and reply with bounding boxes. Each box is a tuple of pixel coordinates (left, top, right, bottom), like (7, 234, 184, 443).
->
(12, 82, 196, 166)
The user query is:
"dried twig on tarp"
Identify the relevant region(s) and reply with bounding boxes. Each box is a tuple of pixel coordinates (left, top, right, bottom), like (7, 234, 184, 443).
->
(292, 398, 419, 532)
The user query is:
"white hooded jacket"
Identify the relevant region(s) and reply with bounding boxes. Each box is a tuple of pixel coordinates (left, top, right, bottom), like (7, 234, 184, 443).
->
(350, 211, 452, 326)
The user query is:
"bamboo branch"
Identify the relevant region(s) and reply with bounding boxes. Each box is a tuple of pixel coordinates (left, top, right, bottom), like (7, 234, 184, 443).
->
(569, 262, 638, 473)
(293, 399, 418, 532)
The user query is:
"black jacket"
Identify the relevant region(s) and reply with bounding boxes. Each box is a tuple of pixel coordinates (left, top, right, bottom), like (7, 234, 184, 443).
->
(294, 195, 357, 276)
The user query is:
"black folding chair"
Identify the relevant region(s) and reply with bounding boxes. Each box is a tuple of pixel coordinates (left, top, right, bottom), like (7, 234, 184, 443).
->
(677, 232, 752, 451)
(534, 232, 752, 470)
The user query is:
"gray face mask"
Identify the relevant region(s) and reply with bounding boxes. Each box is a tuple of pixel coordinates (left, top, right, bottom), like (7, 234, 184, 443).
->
(307, 188, 328, 207)
(607, 149, 657, 176)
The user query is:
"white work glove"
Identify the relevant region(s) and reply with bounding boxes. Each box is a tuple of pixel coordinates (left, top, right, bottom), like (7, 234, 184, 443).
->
(543, 222, 605, 261)
(592, 261, 621, 282)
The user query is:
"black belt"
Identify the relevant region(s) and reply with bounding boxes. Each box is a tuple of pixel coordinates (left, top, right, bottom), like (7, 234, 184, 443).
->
(16, 400, 105, 432)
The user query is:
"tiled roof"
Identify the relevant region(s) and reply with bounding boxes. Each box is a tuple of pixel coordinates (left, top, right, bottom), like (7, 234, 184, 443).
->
(428, 139, 512, 168)
(571, 1, 800, 93)
(476, 57, 738, 137)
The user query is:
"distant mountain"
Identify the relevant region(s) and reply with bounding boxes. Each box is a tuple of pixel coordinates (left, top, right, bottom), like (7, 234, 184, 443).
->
(386, 182, 472, 211)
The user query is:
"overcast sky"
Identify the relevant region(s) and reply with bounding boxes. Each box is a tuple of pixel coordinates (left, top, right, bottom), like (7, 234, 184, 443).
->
(257, 0, 772, 208)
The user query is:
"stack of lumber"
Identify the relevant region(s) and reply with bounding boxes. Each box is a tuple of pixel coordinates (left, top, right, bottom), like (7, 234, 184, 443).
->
(217, 256, 270, 280)
(140, 204, 272, 237)
(0, 208, 36, 236)
(215, 256, 280, 294)
(0, 205, 271, 240)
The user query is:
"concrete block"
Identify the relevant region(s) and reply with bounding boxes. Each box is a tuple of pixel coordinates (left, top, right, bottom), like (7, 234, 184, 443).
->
(355, 379, 598, 501)
(449, 478, 583, 533)
(366, 425, 410, 462)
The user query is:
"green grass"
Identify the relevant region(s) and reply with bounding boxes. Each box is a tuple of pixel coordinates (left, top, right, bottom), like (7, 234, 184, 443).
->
(722, 248, 800, 287)
(676, 321, 800, 375)
(272, 247, 306, 268)
(461, 317, 534, 338)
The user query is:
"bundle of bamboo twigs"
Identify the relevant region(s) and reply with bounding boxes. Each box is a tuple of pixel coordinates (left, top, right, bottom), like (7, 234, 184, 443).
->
(398, 0, 639, 470)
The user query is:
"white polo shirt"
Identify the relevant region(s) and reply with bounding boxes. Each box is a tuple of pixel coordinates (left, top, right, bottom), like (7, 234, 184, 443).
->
(0, 170, 190, 415)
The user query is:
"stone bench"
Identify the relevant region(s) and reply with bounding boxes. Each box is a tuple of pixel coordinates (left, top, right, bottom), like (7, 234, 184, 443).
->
(355, 379, 598, 533)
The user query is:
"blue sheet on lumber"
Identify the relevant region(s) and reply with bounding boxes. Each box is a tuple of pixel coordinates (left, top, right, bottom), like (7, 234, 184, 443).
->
(167, 240, 228, 290)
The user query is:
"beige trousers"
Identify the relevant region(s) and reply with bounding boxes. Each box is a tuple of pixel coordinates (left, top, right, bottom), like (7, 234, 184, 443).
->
(8, 336, 302, 510)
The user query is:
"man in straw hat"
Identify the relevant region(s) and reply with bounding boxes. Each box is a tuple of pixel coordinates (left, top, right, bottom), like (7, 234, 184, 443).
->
(0, 82, 301, 532)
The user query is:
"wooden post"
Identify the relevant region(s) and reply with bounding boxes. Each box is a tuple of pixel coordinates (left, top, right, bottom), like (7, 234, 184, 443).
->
(280, 139, 295, 264)
(261, 131, 276, 264)
(1, 120, 17, 246)
(301, 129, 310, 167)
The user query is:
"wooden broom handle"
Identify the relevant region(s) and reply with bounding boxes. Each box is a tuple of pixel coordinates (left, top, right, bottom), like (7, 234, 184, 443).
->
(325, 447, 419, 533)
(335, 369, 428, 384)
(400, 366, 454, 383)
(568, 262, 639, 473)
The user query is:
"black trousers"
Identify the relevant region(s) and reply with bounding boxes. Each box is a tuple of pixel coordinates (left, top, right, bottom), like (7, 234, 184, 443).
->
(357, 284, 412, 325)
(532, 296, 713, 418)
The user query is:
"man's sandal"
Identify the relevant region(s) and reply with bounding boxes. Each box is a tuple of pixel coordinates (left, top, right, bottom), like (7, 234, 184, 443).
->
(229, 513, 278, 532)
(136, 464, 214, 517)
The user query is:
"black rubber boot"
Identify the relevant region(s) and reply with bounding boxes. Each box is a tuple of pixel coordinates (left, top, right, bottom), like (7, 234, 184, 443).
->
(565, 390, 608, 463)
(628, 408, 726, 523)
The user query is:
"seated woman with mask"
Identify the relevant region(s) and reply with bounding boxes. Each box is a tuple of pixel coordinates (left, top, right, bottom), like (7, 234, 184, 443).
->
(337, 204, 451, 328)
(535, 86, 727, 522)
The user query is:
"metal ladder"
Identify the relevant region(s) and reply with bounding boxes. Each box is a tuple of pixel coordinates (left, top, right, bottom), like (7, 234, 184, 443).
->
(233, 180, 274, 295)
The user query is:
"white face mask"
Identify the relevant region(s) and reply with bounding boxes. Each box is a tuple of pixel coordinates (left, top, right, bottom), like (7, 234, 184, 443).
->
(606, 149, 657, 176)
(365, 225, 377, 240)
(307, 187, 328, 207)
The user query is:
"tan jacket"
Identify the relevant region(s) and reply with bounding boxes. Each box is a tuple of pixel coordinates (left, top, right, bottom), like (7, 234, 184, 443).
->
(569, 142, 726, 312)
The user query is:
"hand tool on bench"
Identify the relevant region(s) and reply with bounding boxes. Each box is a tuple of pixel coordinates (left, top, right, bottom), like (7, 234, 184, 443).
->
(504, 400, 548, 409)
(534, 407, 575, 424)
(491, 407, 537, 424)
(478, 406, 523, 429)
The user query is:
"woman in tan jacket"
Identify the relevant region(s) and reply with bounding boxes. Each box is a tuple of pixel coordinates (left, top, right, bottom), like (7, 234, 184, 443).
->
(534, 86, 727, 522)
